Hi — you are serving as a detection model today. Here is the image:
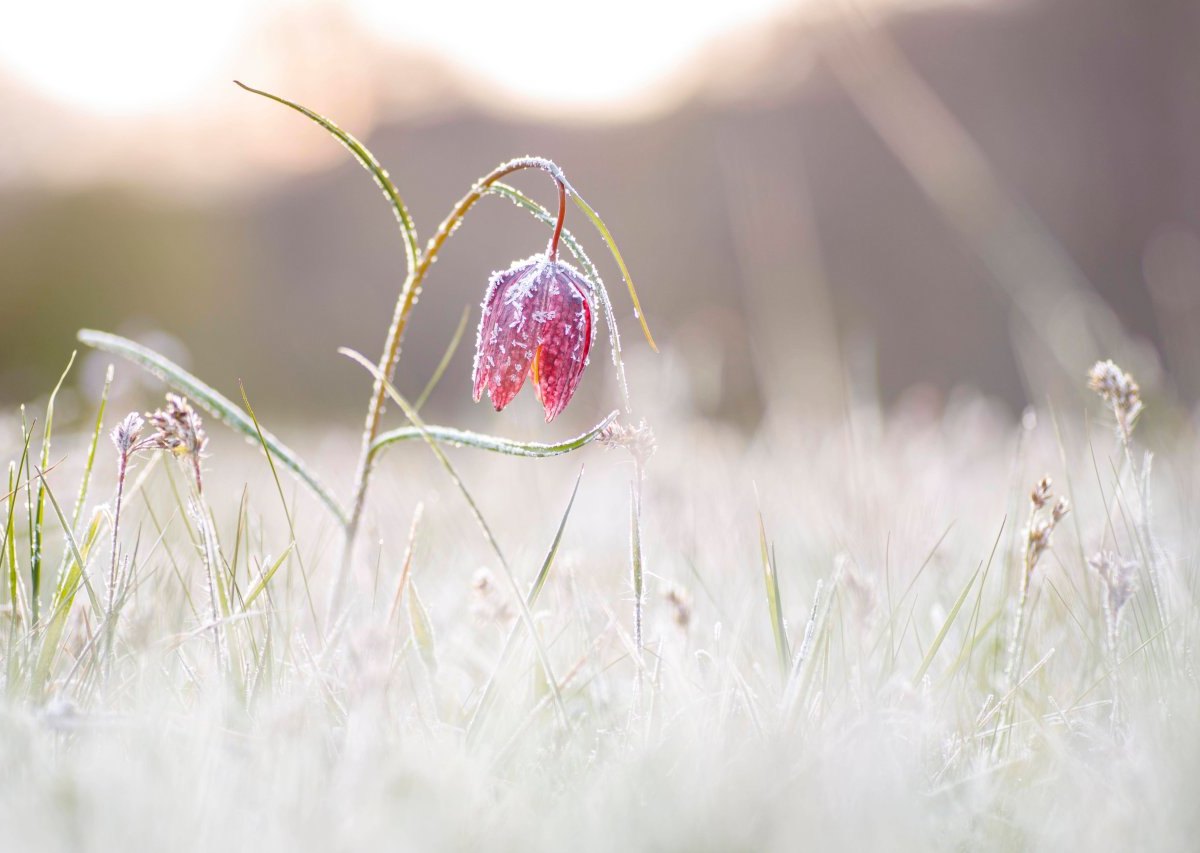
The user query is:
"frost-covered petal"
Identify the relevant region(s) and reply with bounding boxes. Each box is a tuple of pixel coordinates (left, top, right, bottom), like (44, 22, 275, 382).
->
(473, 253, 599, 419)
(472, 257, 543, 411)
(532, 262, 593, 421)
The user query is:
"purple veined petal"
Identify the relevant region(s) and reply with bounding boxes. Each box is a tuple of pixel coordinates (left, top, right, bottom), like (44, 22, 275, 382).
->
(472, 256, 544, 411)
(532, 261, 594, 421)
(473, 254, 599, 419)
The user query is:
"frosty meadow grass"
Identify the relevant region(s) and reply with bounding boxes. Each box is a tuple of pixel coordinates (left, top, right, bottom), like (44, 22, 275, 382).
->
(1, 87, 1198, 851)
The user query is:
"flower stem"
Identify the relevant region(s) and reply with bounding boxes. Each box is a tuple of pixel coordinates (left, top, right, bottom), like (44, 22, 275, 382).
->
(1115, 415, 1165, 626)
(108, 451, 128, 615)
(630, 459, 647, 709)
(333, 157, 571, 621)
(548, 179, 566, 262)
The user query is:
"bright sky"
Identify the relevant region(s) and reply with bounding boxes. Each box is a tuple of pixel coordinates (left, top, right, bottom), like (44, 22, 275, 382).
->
(0, 0, 254, 115)
(0, 0, 799, 117)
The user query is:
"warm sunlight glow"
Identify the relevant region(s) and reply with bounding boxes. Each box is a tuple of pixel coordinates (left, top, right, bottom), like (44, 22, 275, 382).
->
(0, 0, 797, 117)
(0, 1, 251, 115)
(351, 0, 796, 112)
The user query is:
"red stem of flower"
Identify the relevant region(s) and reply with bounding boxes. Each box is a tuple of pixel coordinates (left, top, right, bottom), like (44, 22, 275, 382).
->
(548, 179, 566, 262)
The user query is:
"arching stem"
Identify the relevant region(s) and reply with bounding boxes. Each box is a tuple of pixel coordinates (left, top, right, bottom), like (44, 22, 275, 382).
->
(331, 157, 570, 620)
(548, 179, 566, 262)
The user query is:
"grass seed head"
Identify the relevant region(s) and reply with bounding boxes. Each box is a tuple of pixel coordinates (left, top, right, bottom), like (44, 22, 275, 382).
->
(1023, 477, 1068, 580)
(599, 418, 657, 467)
(470, 567, 513, 625)
(1030, 477, 1053, 510)
(1088, 551, 1139, 617)
(664, 583, 693, 630)
(1088, 359, 1144, 439)
(144, 394, 208, 492)
(110, 412, 145, 455)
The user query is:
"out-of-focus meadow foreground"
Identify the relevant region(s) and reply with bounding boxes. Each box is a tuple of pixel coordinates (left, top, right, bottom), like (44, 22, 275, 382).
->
(3, 0, 1200, 850)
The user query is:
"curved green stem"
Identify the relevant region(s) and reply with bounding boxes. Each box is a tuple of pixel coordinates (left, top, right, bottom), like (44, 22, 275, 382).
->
(567, 190, 658, 352)
(340, 347, 570, 728)
(234, 82, 420, 268)
(344, 159, 568, 524)
(335, 157, 571, 616)
(77, 329, 349, 527)
(370, 412, 617, 463)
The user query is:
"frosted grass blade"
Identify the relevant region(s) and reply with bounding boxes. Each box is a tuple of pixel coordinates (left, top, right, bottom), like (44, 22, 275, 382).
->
(407, 577, 438, 674)
(758, 511, 791, 680)
(32, 352, 75, 622)
(569, 190, 658, 351)
(468, 468, 584, 740)
(370, 414, 616, 462)
(234, 81, 419, 269)
(241, 545, 294, 613)
(77, 329, 348, 527)
(414, 305, 470, 413)
(339, 347, 569, 729)
(913, 564, 980, 683)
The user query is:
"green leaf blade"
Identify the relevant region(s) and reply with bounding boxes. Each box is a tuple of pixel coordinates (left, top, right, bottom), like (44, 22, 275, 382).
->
(370, 413, 617, 462)
(570, 191, 658, 352)
(77, 329, 348, 528)
(234, 81, 419, 271)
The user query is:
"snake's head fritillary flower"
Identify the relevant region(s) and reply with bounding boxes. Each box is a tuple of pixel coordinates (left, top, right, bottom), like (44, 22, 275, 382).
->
(472, 253, 595, 421)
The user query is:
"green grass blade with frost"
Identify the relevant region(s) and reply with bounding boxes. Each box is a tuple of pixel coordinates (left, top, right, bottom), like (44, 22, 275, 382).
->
(758, 511, 791, 679)
(234, 81, 420, 269)
(371, 414, 617, 462)
(240, 384, 320, 632)
(77, 329, 348, 527)
(630, 480, 645, 653)
(241, 545, 294, 613)
(34, 507, 102, 692)
(39, 472, 101, 617)
(527, 468, 583, 606)
(4, 465, 18, 620)
(32, 352, 76, 621)
(340, 347, 569, 729)
(914, 564, 981, 683)
(69, 364, 112, 532)
(3, 425, 36, 622)
(567, 188, 658, 351)
(414, 306, 470, 413)
(407, 577, 438, 675)
(468, 468, 584, 740)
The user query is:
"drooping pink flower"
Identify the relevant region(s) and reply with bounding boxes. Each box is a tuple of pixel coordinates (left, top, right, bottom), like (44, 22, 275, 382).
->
(472, 254, 595, 421)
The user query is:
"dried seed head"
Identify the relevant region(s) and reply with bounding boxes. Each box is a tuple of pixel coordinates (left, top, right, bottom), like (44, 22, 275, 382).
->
(1026, 517, 1054, 571)
(145, 394, 208, 491)
(599, 419, 657, 467)
(110, 413, 145, 456)
(664, 583, 693, 630)
(1030, 477, 1053, 510)
(1088, 360, 1144, 438)
(1022, 476, 1068, 581)
(471, 567, 495, 597)
(470, 567, 513, 625)
(1088, 551, 1139, 617)
(145, 394, 207, 457)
